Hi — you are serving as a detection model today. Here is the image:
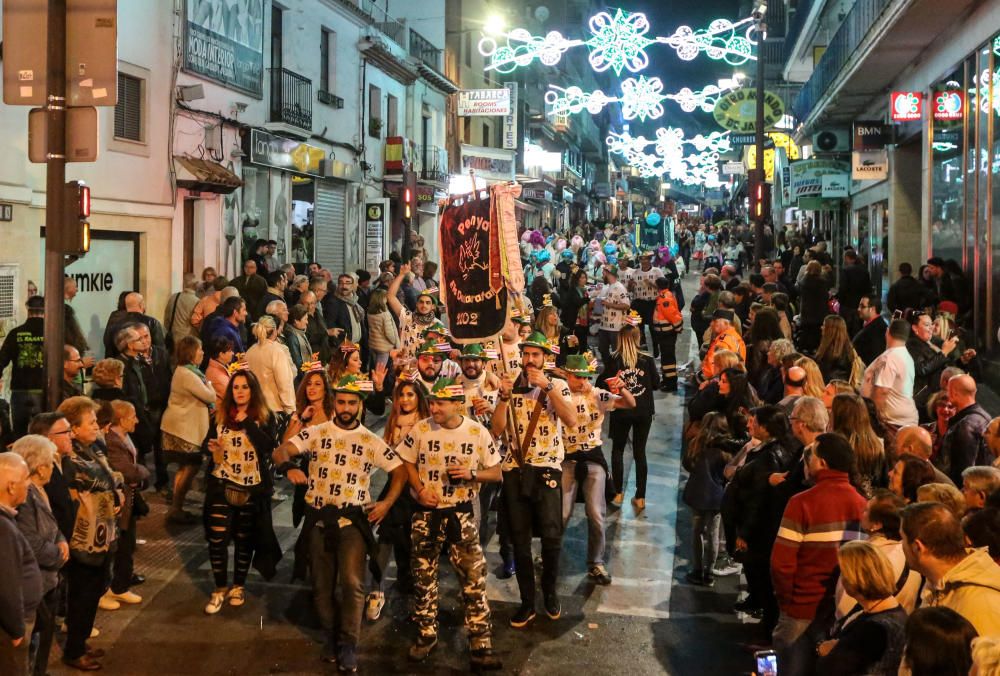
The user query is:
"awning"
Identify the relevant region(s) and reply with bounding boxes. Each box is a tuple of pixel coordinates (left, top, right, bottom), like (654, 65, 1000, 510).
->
(514, 198, 537, 213)
(174, 156, 242, 194)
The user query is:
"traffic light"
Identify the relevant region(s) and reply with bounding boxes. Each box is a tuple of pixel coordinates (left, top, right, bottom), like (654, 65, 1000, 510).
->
(749, 181, 771, 221)
(61, 180, 91, 255)
(403, 185, 413, 221)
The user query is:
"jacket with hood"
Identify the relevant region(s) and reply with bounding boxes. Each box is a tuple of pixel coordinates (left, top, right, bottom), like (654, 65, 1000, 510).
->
(923, 548, 1000, 637)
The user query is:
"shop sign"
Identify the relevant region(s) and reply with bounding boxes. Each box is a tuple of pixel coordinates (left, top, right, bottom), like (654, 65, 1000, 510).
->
(246, 129, 324, 176)
(722, 161, 745, 175)
(183, 0, 264, 97)
(459, 144, 515, 182)
(502, 83, 518, 149)
(789, 159, 850, 199)
(821, 173, 849, 198)
(521, 188, 552, 201)
(852, 121, 891, 151)
(852, 150, 888, 180)
(933, 90, 964, 121)
(457, 88, 510, 116)
(363, 199, 388, 274)
(713, 89, 785, 133)
(890, 91, 922, 121)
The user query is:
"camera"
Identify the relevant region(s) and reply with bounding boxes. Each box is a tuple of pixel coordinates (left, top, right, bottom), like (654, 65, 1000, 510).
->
(755, 649, 778, 675)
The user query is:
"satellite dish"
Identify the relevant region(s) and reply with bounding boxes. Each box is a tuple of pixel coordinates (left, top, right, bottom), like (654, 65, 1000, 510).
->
(534, 5, 549, 22)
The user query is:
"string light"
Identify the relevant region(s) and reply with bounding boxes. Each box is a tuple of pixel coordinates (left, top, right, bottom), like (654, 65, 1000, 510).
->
(606, 129, 730, 188)
(545, 77, 735, 121)
(479, 8, 757, 74)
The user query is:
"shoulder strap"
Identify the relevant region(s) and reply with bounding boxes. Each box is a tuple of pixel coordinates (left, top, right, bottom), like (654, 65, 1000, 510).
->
(515, 390, 548, 467)
(167, 292, 182, 333)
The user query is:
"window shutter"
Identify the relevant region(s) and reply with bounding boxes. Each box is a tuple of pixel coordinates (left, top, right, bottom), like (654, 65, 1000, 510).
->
(114, 73, 142, 141)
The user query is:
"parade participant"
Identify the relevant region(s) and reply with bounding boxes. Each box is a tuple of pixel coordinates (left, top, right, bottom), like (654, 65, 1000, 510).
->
(561, 353, 635, 585)
(412, 339, 461, 394)
(203, 367, 281, 617)
(488, 309, 529, 380)
(491, 331, 576, 627)
(386, 262, 439, 362)
(274, 374, 406, 671)
(596, 265, 631, 366)
(364, 379, 428, 622)
(652, 276, 684, 391)
(397, 378, 503, 670)
(0, 296, 46, 436)
(630, 252, 663, 353)
(535, 297, 580, 366)
(702, 309, 746, 381)
(600, 322, 659, 511)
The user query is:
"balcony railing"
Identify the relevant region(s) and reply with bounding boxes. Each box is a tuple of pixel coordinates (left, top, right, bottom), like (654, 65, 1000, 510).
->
(269, 68, 312, 131)
(409, 29, 442, 70)
(416, 145, 448, 182)
(792, 0, 891, 123)
(349, 0, 406, 46)
(784, 0, 819, 60)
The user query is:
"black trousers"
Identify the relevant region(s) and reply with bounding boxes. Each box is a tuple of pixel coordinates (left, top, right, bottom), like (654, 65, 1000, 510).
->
(609, 413, 653, 499)
(501, 469, 563, 606)
(30, 587, 57, 676)
(653, 327, 679, 386)
(110, 517, 136, 594)
(64, 557, 110, 660)
(744, 545, 779, 634)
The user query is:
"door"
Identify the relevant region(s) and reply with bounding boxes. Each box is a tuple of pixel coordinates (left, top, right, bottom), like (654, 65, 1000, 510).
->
(314, 180, 347, 274)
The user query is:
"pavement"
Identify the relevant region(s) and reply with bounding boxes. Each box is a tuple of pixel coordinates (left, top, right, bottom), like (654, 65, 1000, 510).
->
(47, 272, 758, 675)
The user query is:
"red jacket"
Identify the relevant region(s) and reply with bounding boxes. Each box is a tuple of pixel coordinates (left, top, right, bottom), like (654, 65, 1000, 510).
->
(770, 469, 867, 619)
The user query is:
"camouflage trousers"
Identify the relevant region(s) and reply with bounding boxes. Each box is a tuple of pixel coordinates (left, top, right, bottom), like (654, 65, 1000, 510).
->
(411, 509, 493, 650)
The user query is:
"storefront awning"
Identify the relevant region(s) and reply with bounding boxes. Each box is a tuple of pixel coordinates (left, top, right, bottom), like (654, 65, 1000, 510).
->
(174, 156, 243, 194)
(514, 198, 537, 213)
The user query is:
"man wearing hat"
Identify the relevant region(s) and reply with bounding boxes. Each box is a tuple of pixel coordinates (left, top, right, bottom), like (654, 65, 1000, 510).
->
(387, 262, 441, 363)
(487, 310, 528, 381)
(652, 276, 684, 391)
(560, 353, 635, 585)
(629, 252, 663, 355)
(596, 265, 631, 366)
(0, 296, 47, 435)
(413, 339, 461, 394)
(491, 331, 577, 627)
(274, 374, 408, 670)
(397, 377, 503, 670)
(701, 308, 746, 380)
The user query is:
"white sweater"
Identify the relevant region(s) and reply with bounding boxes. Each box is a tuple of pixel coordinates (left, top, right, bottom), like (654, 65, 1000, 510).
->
(246, 339, 297, 414)
(367, 310, 400, 354)
(160, 366, 217, 447)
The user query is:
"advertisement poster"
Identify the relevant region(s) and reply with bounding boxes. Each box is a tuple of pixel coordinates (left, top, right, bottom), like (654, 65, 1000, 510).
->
(184, 0, 264, 97)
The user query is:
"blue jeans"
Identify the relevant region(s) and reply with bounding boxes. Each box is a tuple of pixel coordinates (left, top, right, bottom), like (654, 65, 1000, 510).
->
(561, 457, 607, 566)
(772, 608, 834, 676)
(690, 510, 720, 576)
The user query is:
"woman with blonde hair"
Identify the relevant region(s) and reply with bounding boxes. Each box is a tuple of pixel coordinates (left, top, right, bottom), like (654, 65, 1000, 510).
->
(916, 482, 966, 519)
(366, 288, 399, 366)
(534, 304, 579, 365)
(831, 392, 886, 495)
(815, 314, 859, 383)
(794, 355, 826, 398)
(245, 315, 296, 416)
(816, 541, 907, 675)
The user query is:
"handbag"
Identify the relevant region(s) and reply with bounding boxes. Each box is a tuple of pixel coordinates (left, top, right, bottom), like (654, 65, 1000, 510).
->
(224, 483, 251, 507)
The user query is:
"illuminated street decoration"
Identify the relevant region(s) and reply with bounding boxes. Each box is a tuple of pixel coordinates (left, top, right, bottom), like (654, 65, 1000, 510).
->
(606, 129, 730, 188)
(545, 77, 733, 121)
(479, 8, 757, 75)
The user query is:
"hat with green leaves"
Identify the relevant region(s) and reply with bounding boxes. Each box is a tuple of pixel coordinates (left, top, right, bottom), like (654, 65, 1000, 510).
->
(519, 331, 560, 355)
(416, 339, 448, 357)
(458, 343, 497, 361)
(332, 374, 374, 399)
(420, 319, 449, 338)
(417, 286, 440, 306)
(563, 351, 599, 377)
(510, 308, 532, 325)
(428, 377, 466, 401)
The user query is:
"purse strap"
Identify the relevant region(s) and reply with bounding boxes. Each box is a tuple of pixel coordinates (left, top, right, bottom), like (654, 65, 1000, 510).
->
(514, 390, 548, 467)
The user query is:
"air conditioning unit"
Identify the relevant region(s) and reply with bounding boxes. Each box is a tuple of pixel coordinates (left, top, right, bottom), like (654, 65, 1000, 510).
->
(812, 129, 850, 153)
(317, 90, 344, 109)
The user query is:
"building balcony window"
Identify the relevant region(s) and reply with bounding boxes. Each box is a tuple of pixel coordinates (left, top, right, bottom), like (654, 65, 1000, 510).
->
(409, 29, 442, 70)
(416, 144, 448, 182)
(269, 68, 312, 131)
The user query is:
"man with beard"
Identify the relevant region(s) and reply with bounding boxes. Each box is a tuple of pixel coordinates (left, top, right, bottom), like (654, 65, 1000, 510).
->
(327, 274, 369, 364)
(629, 252, 662, 354)
(274, 375, 407, 671)
(387, 263, 440, 362)
(413, 340, 461, 394)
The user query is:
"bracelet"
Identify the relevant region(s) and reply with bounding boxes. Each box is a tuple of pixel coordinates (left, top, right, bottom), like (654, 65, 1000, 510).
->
(470, 469, 478, 482)
(498, 393, 511, 402)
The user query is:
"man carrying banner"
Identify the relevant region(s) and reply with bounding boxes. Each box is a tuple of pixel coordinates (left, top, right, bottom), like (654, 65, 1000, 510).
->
(560, 353, 635, 585)
(397, 378, 503, 671)
(491, 331, 576, 627)
(387, 263, 440, 362)
(273, 374, 407, 671)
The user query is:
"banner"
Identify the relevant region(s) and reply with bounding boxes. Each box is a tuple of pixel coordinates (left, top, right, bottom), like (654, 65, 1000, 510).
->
(184, 0, 264, 97)
(439, 192, 508, 342)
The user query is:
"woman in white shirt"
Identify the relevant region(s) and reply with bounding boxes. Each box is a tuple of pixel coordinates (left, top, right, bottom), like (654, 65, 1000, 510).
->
(245, 316, 296, 416)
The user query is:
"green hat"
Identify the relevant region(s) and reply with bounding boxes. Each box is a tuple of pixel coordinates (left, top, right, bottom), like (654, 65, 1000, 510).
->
(639, 250, 654, 258)
(332, 374, 373, 399)
(519, 331, 559, 355)
(563, 351, 599, 377)
(416, 339, 449, 357)
(510, 308, 532, 325)
(420, 319, 449, 338)
(428, 377, 466, 401)
(459, 343, 496, 361)
(417, 286, 440, 305)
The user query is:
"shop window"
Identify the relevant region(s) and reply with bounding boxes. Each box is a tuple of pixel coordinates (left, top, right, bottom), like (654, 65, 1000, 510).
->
(114, 72, 144, 142)
(930, 65, 965, 264)
(320, 28, 335, 94)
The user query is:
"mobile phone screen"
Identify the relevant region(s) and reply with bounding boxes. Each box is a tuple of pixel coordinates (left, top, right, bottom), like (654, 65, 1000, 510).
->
(755, 650, 778, 676)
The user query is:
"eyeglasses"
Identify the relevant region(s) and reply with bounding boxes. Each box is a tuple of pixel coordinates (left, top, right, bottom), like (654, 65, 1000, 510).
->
(50, 429, 72, 436)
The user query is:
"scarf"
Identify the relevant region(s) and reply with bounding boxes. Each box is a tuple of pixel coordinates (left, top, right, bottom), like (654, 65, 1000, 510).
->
(184, 363, 208, 382)
(414, 310, 436, 324)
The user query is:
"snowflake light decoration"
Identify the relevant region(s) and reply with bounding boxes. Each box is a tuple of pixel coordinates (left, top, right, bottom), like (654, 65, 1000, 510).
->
(479, 8, 757, 74)
(545, 78, 734, 121)
(606, 128, 730, 188)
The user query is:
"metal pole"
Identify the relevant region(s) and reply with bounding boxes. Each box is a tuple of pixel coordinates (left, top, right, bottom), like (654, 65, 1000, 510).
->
(752, 13, 766, 268)
(44, 0, 68, 411)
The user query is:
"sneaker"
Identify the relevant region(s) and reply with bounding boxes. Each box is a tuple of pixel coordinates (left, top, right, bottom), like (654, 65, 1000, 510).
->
(733, 597, 760, 614)
(167, 510, 198, 525)
(470, 647, 503, 671)
(365, 591, 385, 621)
(205, 590, 226, 615)
(712, 559, 742, 577)
(588, 564, 612, 585)
(107, 590, 142, 605)
(337, 643, 358, 673)
(685, 570, 704, 586)
(97, 593, 120, 611)
(226, 586, 246, 607)
(408, 635, 438, 662)
(498, 557, 516, 579)
(612, 493, 624, 506)
(509, 605, 536, 628)
(543, 592, 561, 620)
(702, 573, 716, 587)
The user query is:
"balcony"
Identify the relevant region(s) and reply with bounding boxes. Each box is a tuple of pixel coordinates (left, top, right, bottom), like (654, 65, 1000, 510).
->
(784, 0, 820, 64)
(409, 29, 442, 70)
(269, 68, 312, 132)
(415, 145, 448, 183)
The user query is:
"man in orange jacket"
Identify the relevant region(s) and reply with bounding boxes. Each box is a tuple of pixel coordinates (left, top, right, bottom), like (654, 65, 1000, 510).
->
(652, 277, 683, 391)
(702, 308, 746, 380)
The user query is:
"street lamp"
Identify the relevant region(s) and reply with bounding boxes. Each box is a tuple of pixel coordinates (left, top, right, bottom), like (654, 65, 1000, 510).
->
(751, 2, 768, 265)
(484, 14, 505, 36)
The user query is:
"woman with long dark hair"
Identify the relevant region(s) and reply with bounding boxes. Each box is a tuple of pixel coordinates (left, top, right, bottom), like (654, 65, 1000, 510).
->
(815, 315, 859, 383)
(831, 392, 886, 495)
(561, 269, 591, 350)
(745, 307, 784, 393)
(900, 607, 977, 676)
(599, 324, 659, 512)
(202, 368, 280, 615)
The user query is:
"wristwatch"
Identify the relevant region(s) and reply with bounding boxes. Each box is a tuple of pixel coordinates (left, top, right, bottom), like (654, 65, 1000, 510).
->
(544, 380, 554, 393)
(470, 469, 478, 482)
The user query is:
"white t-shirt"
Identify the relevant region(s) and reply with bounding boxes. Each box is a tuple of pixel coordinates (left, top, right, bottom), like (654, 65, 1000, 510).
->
(290, 421, 401, 509)
(416, 359, 462, 393)
(861, 346, 918, 427)
(598, 281, 630, 331)
(211, 425, 263, 487)
(460, 374, 499, 425)
(632, 266, 663, 301)
(502, 377, 572, 470)
(398, 308, 436, 361)
(397, 416, 501, 508)
(563, 387, 618, 453)
(486, 339, 523, 380)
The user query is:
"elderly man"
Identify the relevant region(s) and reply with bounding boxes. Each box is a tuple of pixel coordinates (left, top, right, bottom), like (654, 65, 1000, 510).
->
(264, 300, 289, 336)
(231, 258, 268, 321)
(300, 289, 340, 364)
(702, 309, 746, 380)
(937, 374, 991, 485)
(103, 292, 166, 358)
(895, 425, 954, 485)
(907, 310, 976, 417)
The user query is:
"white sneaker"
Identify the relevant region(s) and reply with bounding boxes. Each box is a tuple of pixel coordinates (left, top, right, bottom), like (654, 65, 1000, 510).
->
(712, 559, 742, 577)
(59, 624, 99, 638)
(205, 590, 226, 615)
(365, 591, 385, 621)
(226, 586, 246, 607)
(107, 590, 143, 605)
(98, 593, 121, 611)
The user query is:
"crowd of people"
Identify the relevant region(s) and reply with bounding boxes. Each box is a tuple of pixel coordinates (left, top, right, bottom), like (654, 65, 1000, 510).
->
(2, 219, 1000, 675)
